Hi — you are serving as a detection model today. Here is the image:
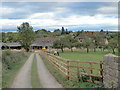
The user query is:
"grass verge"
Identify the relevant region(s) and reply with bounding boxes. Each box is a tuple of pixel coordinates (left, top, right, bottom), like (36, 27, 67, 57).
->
(31, 54, 41, 88)
(2, 51, 29, 88)
(40, 53, 103, 88)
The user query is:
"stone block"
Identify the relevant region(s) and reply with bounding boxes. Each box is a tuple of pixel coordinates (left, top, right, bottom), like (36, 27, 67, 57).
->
(103, 54, 120, 88)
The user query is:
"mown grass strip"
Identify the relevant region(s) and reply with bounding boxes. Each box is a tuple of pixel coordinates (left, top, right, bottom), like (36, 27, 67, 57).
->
(31, 54, 41, 88)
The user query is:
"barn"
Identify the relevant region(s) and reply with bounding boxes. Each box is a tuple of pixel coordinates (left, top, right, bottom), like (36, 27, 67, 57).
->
(1, 42, 22, 50)
(30, 38, 59, 50)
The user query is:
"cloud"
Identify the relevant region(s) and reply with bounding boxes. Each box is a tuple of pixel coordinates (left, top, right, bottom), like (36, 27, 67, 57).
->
(0, 14, 117, 30)
(0, 7, 14, 18)
(28, 12, 54, 19)
(1, 2, 118, 19)
(1, 2, 118, 32)
(97, 6, 118, 14)
(2, 0, 119, 2)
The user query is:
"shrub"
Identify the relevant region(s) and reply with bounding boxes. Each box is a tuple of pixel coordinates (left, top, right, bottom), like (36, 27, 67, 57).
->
(2, 50, 27, 74)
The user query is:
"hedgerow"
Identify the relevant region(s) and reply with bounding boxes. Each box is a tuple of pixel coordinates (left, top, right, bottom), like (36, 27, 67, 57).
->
(2, 50, 27, 74)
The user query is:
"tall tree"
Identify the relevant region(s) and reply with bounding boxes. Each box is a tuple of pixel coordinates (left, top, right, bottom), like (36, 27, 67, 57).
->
(17, 22, 35, 52)
(61, 27, 65, 35)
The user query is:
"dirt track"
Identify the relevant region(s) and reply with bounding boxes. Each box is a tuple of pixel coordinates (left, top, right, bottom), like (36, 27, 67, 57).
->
(10, 53, 63, 88)
(10, 53, 34, 88)
(36, 53, 63, 88)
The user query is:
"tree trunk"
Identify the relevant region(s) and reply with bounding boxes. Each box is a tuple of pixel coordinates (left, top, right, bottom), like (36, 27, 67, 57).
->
(87, 47, 89, 53)
(94, 48, 96, 52)
(61, 48, 64, 53)
(103, 48, 105, 51)
(112, 48, 115, 54)
(24, 45, 29, 52)
(71, 47, 73, 52)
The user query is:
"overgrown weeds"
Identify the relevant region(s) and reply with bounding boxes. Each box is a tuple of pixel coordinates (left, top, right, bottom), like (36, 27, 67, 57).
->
(2, 50, 29, 87)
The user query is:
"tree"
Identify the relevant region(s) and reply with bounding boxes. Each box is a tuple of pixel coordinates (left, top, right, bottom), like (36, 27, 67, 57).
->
(61, 27, 65, 35)
(66, 29, 69, 34)
(54, 29, 60, 32)
(17, 22, 35, 52)
(109, 38, 118, 54)
(2, 32, 19, 43)
(35, 29, 52, 38)
(65, 36, 78, 52)
(52, 29, 61, 36)
(53, 37, 66, 53)
(82, 38, 92, 53)
(91, 32, 105, 52)
(75, 42, 83, 50)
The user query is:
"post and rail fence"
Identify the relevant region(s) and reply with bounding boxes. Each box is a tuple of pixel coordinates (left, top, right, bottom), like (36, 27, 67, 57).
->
(40, 51, 103, 84)
(40, 51, 120, 88)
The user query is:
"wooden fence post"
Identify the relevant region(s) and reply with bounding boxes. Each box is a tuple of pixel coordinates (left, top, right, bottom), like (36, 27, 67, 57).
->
(67, 61, 70, 80)
(90, 63, 94, 83)
(100, 61, 103, 83)
(77, 62, 80, 82)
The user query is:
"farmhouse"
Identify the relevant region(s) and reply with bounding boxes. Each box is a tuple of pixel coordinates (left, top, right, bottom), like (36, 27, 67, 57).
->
(30, 38, 59, 50)
(77, 34, 88, 42)
(75, 31, 95, 43)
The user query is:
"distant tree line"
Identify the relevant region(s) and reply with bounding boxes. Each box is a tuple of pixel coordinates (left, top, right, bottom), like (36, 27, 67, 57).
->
(1, 22, 119, 54)
(53, 30, 119, 54)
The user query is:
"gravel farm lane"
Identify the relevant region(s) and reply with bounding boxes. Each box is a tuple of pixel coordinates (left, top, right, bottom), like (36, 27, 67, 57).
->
(36, 53, 63, 88)
(10, 53, 34, 88)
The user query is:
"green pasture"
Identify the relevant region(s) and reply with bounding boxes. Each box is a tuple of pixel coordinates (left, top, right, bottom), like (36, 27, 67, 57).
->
(59, 49, 118, 61)
(50, 49, 119, 76)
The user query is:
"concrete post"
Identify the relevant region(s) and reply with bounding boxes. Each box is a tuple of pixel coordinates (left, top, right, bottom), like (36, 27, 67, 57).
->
(103, 54, 120, 88)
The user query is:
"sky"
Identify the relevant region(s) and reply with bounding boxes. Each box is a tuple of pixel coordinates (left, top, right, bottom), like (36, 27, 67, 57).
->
(0, 2, 118, 32)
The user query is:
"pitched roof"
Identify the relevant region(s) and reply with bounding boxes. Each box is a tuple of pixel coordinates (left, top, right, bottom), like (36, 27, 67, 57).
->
(2, 42, 21, 47)
(31, 42, 52, 46)
(31, 38, 59, 46)
(33, 38, 59, 43)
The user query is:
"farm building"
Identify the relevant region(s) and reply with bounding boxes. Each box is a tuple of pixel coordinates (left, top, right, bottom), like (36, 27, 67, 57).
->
(1, 42, 22, 50)
(1, 38, 59, 50)
(30, 38, 59, 50)
(77, 34, 88, 42)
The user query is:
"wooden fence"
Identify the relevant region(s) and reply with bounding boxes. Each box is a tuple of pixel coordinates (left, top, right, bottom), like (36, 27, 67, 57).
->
(40, 51, 103, 84)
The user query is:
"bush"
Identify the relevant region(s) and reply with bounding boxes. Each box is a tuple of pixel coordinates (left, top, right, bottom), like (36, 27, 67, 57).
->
(2, 50, 27, 74)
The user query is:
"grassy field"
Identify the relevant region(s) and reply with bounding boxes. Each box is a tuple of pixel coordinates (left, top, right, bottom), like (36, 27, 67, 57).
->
(31, 54, 41, 88)
(2, 51, 29, 88)
(58, 49, 119, 74)
(59, 49, 119, 62)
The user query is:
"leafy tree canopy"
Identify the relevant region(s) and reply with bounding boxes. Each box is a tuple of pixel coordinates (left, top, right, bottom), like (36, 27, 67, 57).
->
(17, 22, 35, 52)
